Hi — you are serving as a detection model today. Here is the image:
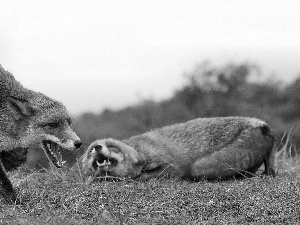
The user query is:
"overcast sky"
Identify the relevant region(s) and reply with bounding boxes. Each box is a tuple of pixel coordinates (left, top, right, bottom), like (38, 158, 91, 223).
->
(1, 0, 300, 115)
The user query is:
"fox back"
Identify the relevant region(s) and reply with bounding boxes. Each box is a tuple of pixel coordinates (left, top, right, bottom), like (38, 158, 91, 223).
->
(125, 117, 270, 163)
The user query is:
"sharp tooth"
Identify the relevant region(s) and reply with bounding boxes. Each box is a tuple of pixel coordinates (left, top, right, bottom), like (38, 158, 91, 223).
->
(57, 160, 65, 168)
(96, 159, 112, 168)
(96, 161, 107, 167)
(42, 141, 63, 169)
(57, 151, 63, 162)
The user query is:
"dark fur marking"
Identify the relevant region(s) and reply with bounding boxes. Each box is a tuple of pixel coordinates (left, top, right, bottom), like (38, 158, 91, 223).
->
(0, 148, 28, 171)
(142, 165, 163, 174)
(260, 125, 270, 135)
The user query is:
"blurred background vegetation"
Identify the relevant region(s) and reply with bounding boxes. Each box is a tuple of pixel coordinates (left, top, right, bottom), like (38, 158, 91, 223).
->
(27, 61, 300, 169)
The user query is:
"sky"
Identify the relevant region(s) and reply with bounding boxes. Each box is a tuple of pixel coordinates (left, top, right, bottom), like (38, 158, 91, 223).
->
(1, 0, 300, 116)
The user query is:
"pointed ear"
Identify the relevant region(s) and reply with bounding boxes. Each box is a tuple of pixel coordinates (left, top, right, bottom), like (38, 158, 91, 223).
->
(6, 97, 35, 120)
(105, 138, 144, 166)
(143, 162, 161, 172)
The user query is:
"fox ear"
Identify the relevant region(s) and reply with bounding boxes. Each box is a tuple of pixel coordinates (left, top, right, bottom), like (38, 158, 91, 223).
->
(105, 138, 144, 166)
(6, 97, 34, 120)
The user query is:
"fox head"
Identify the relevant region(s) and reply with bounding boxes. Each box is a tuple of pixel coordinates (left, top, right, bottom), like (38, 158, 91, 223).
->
(6, 93, 82, 168)
(79, 138, 144, 179)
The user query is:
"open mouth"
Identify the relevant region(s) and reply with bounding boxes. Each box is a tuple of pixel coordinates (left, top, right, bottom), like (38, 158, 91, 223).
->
(92, 152, 118, 171)
(41, 140, 66, 168)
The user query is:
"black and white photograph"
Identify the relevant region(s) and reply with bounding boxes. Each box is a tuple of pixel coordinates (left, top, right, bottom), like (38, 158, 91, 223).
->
(1, 1, 300, 224)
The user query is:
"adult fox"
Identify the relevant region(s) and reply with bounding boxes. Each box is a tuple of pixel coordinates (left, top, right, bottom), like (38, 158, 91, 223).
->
(0, 65, 82, 203)
(78, 117, 276, 181)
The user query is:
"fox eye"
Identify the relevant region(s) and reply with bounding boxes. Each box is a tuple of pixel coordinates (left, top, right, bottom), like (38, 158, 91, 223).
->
(67, 118, 72, 126)
(46, 122, 59, 129)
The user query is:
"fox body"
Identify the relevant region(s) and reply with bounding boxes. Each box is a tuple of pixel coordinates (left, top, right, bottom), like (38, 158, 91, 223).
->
(0, 65, 82, 203)
(79, 117, 275, 181)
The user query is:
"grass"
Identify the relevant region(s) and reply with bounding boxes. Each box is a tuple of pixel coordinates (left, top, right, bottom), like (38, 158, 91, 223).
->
(2, 171, 300, 224)
(1, 137, 300, 224)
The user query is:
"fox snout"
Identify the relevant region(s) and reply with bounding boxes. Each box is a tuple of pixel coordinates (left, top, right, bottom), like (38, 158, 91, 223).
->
(69, 131, 82, 149)
(63, 131, 82, 150)
(50, 125, 82, 151)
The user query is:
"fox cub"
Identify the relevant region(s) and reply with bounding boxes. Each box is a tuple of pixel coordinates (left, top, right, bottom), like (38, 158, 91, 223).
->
(0, 64, 82, 203)
(78, 117, 276, 181)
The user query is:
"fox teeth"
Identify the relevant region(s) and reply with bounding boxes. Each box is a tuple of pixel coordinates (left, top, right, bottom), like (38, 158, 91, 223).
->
(96, 161, 104, 167)
(57, 160, 66, 167)
(57, 151, 63, 162)
(42, 141, 64, 168)
(96, 160, 111, 167)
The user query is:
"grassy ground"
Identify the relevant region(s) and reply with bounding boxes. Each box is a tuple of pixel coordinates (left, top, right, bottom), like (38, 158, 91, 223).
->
(1, 145, 300, 224)
(1, 171, 300, 224)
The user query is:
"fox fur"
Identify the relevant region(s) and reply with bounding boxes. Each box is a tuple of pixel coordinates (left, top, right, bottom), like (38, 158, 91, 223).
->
(0, 148, 28, 171)
(78, 117, 276, 181)
(0, 64, 82, 203)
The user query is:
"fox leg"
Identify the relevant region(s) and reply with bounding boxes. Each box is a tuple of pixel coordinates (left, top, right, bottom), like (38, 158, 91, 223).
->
(263, 143, 276, 176)
(0, 159, 16, 204)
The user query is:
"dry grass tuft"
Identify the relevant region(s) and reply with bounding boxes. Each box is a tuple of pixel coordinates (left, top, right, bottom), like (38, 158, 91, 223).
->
(276, 129, 300, 176)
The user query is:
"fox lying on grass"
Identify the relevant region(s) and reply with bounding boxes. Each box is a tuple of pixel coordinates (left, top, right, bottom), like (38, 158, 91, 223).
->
(78, 117, 276, 181)
(0, 65, 82, 203)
